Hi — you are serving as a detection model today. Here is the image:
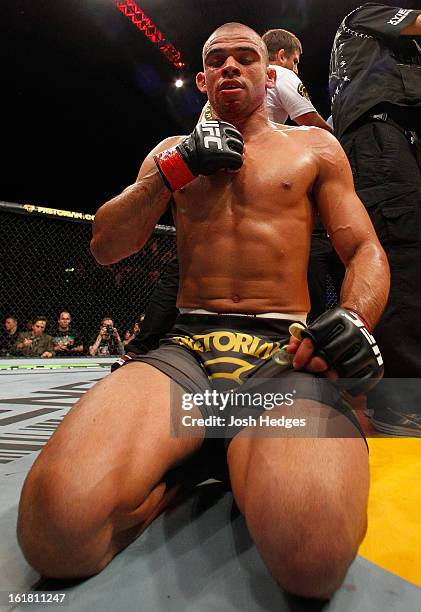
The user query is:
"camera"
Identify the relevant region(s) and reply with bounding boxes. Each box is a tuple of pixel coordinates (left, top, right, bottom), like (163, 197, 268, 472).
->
(105, 324, 114, 335)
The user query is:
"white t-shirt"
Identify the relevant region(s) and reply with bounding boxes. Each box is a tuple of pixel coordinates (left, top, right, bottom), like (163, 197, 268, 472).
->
(266, 65, 316, 124)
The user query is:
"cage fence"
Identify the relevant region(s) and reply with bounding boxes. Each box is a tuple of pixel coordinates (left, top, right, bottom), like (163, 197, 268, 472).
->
(0, 201, 176, 350)
(1, 201, 339, 356)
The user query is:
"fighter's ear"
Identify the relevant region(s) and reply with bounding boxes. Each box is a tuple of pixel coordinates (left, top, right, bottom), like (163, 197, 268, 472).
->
(196, 71, 207, 93)
(266, 66, 276, 90)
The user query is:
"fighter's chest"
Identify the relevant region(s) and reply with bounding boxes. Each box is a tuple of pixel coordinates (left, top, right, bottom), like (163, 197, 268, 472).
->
(177, 142, 315, 212)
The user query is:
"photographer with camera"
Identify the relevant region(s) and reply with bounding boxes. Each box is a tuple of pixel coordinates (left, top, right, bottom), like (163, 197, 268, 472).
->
(88, 316, 124, 357)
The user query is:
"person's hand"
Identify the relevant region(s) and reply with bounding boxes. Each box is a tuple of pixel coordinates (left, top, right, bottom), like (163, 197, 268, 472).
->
(41, 351, 53, 358)
(23, 337, 33, 347)
(287, 335, 330, 375)
(298, 307, 383, 395)
(99, 326, 107, 338)
(55, 342, 68, 352)
(154, 120, 244, 191)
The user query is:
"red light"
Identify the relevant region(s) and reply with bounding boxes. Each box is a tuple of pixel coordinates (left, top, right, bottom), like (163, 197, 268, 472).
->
(114, 1, 187, 69)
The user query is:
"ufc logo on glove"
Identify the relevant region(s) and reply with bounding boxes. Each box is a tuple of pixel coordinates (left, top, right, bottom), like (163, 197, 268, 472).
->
(154, 119, 244, 191)
(342, 310, 383, 367)
(202, 121, 223, 150)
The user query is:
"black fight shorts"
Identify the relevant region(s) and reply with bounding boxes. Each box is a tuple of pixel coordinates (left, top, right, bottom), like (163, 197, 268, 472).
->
(126, 314, 365, 442)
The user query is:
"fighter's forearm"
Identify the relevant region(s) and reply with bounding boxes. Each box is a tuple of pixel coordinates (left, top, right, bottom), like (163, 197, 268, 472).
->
(91, 167, 171, 265)
(338, 242, 390, 330)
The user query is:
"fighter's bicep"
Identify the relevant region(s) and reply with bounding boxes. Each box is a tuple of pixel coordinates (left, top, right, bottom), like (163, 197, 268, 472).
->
(313, 143, 377, 263)
(328, 193, 376, 266)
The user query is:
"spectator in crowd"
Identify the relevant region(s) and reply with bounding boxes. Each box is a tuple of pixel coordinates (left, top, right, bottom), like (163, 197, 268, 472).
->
(123, 314, 145, 347)
(15, 317, 55, 358)
(0, 314, 19, 357)
(51, 311, 84, 356)
(89, 317, 124, 357)
(329, 2, 421, 435)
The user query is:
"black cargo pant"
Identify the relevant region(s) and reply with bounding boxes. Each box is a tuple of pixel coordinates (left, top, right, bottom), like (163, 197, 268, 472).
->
(125, 256, 179, 354)
(307, 232, 345, 323)
(341, 119, 421, 409)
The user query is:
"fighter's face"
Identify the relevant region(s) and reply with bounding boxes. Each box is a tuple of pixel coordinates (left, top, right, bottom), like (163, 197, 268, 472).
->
(197, 27, 272, 118)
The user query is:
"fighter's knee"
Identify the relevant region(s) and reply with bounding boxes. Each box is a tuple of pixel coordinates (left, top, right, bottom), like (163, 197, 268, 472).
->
(274, 538, 356, 599)
(18, 463, 109, 578)
(244, 498, 361, 599)
(18, 458, 168, 578)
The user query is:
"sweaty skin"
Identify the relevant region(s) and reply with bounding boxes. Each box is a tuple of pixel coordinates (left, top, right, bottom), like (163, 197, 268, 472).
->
(91, 24, 389, 365)
(174, 124, 319, 314)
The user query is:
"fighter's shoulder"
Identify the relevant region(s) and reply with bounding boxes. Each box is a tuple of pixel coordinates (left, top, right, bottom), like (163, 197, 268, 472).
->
(136, 136, 186, 180)
(280, 125, 347, 164)
(303, 128, 350, 174)
(290, 125, 341, 148)
(272, 124, 334, 140)
(148, 135, 185, 157)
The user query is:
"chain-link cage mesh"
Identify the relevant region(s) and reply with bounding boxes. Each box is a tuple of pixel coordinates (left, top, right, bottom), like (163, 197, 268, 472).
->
(1, 203, 176, 351)
(326, 274, 339, 309)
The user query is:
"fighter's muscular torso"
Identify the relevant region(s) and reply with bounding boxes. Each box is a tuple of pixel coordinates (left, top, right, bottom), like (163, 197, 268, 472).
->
(173, 123, 320, 314)
(91, 24, 388, 332)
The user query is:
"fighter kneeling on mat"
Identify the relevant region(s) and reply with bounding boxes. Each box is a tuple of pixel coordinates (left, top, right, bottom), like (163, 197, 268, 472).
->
(18, 23, 390, 601)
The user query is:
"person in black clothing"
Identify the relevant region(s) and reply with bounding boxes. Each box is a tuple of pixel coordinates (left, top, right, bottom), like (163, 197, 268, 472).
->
(307, 219, 345, 324)
(0, 314, 19, 357)
(125, 257, 179, 354)
(329, 2, 421, 436)
(112, 257, 179, 371)
(51, 311, 84, 357)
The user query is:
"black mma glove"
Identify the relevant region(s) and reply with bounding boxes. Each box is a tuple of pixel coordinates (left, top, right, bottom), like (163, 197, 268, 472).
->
(154, 120, 244, 191)
(302, 306, 384, 395)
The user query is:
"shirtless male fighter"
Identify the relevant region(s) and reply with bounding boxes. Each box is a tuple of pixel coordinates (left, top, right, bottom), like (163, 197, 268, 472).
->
(17, 23, 389, 600)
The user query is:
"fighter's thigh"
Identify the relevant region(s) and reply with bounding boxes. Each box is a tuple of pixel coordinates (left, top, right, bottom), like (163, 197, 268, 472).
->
(29, 362, 204, 505)
(227, 399, 369, 532)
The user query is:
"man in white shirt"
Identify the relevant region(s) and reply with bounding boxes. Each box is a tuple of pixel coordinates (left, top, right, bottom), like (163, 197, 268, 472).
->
(263, 28, 332, 132)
